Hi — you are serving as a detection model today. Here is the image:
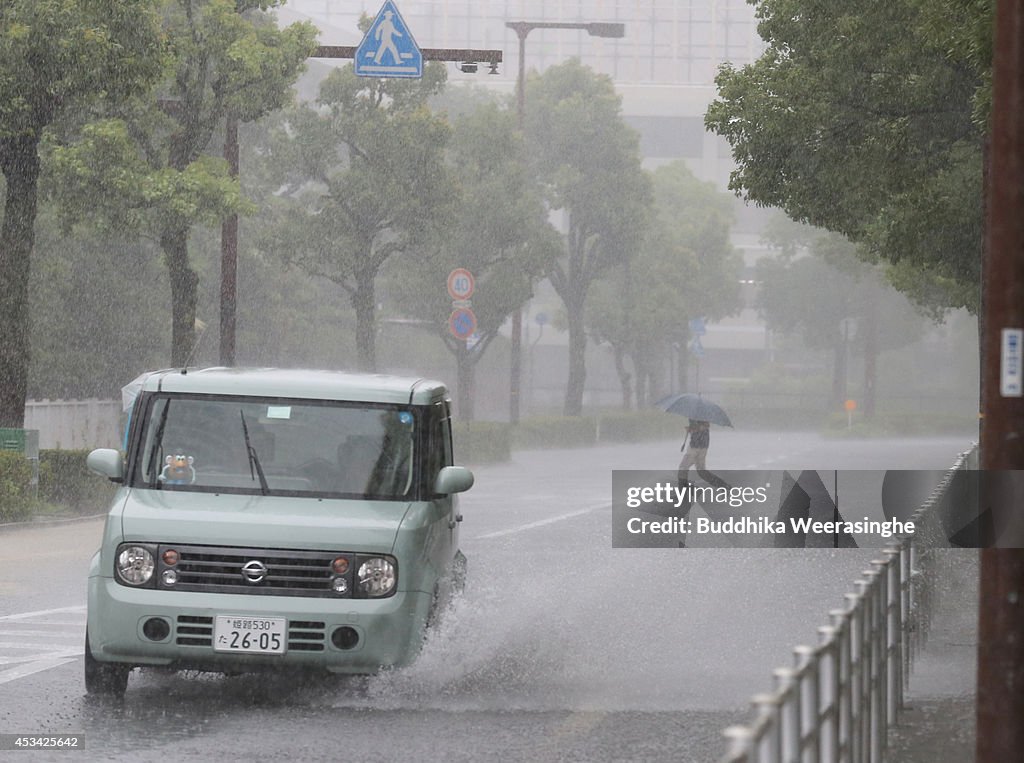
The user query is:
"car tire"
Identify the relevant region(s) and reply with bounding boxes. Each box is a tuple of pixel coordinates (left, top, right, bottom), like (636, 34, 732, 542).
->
(84, 630, 129, 696)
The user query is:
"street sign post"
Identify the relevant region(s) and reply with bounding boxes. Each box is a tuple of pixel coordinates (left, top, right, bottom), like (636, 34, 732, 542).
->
(355, 1, 423, 78)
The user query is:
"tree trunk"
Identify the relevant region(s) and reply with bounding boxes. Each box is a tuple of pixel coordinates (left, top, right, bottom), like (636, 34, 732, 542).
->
(831, 336, 848, 409)
(613, 345, 632, 410)
(564, 301, 587, 416)
(862, 300, 878, 420)
(161, 226, 198, 367)
(352, 267, 377, 372)
(0, 135, 41, 427)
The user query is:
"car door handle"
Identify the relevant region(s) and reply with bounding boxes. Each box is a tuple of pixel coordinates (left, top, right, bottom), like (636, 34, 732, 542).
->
(448, 514, 463, 529)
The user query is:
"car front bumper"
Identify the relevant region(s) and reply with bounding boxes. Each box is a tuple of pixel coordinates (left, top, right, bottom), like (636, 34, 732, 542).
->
(87, 575, 432, 674)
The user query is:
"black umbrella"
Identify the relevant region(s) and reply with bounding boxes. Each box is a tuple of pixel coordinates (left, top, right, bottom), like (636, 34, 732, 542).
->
(653, 393, 733, 427)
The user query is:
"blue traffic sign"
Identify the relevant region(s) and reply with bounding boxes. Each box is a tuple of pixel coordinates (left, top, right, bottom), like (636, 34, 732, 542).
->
(355, 1, 422, 78)
(689, 317, 706, 336)
(449, 308, 477, 340)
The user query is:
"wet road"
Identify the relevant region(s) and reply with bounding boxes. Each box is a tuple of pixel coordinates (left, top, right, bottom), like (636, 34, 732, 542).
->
(0, 432, 974, 761)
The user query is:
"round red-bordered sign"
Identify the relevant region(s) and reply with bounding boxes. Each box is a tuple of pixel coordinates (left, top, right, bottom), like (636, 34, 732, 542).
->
(449, 307, 477, 340)
(447, 268, 475, 301)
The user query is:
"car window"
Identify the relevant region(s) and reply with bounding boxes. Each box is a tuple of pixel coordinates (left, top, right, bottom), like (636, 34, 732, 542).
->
(132, 395, 415, 499)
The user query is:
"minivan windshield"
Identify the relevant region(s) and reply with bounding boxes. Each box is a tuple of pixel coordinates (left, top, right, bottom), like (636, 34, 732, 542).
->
(131, 395, 416, 499)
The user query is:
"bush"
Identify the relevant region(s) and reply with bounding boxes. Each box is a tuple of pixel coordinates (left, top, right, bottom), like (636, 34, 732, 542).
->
(595, 411, 683, 442)
(511, 415, 598, 449)
(822, 411, 978, 437)
(0, 451, 34, 522)
(452, 421, 512, 464)
(39, 449, 117, 514)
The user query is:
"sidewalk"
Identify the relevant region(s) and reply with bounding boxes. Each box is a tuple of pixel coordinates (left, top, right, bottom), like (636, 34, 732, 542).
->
(886, 549, 978, 762)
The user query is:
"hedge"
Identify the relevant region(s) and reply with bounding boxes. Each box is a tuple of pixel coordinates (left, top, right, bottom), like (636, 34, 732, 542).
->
(595, 410, 684, 442)
(0, 451, 34, 522)
(39, 449, 118, 513)
(511, 415, 598, 449)
(452, 421, 512, 464)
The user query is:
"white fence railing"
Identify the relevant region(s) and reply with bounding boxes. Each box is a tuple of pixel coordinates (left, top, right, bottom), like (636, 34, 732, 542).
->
(24, 399, 122, 450)
(720, 445, 979, 763)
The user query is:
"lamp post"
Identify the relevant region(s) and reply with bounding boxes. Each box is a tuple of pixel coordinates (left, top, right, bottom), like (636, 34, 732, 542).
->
(504, 20, 625, 424)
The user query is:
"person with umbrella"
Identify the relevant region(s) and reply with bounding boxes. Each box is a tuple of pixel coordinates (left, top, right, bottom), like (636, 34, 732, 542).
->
(652, 393, 733, 486)
(679, 418, 711, 479)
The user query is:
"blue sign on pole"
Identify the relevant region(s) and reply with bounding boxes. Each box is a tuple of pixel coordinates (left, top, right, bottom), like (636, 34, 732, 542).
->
(689, 317, 706, 336)
(355, 1, 423, 78)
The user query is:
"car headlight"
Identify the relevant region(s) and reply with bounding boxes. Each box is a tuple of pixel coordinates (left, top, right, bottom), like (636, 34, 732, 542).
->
(357, 557, 396, 597)
(115, 544, 156, 586)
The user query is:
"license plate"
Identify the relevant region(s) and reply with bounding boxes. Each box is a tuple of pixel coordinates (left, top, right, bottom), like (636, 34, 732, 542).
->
(213, 616, 286, 654)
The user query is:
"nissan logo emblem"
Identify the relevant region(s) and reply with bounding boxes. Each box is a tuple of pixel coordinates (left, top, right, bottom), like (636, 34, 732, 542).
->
(241, 560, 268, 583)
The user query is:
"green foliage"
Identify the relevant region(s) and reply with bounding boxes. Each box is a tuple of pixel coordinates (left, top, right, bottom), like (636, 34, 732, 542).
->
(0, 0, 166, 138)
(38, 449, 117, 513)
(256, 62, 455, 371)
(44, 120, 250, 231)
(0, 451, 33, 522)
(587, 161, 743, 405)
(705, 0, 988, 313)
(384, 94, 562, 415)
(42, 0, 319, 366)
(0, 0, 166, 426)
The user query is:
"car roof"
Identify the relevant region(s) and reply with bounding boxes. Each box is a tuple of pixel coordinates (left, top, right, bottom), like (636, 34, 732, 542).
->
(137, 367, 448, 406)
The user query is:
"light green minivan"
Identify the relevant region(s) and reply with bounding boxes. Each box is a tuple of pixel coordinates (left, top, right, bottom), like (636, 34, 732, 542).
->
(84, 367, 473, 695)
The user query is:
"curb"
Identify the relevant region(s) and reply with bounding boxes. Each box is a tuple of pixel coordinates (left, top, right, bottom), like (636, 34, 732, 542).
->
(0, 513, 105, 534)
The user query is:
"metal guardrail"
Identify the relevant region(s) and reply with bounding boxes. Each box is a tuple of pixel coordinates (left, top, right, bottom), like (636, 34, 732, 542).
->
(720, 445, 979, 763)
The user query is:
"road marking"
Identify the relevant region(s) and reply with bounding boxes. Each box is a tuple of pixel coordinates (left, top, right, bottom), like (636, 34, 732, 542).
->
(0, 605, 86, 621)
(475, 503, 610, 540)
(0, 606, 86, 684)
(0, 649, 81, 666)
(0, 657, 79, 686)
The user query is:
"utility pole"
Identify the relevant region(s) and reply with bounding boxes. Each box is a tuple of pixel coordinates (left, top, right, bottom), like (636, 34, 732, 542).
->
(219, 114, 238, 366)
(977, 0, 1024, 759)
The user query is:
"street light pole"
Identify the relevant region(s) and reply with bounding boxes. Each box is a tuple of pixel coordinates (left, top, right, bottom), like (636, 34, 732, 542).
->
(504, 20, 625, 424)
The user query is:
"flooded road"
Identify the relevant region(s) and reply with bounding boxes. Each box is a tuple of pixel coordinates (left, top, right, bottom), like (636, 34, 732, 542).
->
(0, 433, 974, 761)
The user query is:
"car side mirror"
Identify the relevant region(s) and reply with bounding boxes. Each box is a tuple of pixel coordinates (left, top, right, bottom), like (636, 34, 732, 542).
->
(87, 448, 124, 483)
(433, 466, 474, 495)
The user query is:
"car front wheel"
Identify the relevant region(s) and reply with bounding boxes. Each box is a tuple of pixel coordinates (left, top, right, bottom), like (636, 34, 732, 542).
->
(84, 630, 129, 696)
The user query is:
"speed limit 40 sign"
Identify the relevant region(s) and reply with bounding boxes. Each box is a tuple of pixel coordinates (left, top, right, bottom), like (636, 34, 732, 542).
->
(447, 268, 475, 301)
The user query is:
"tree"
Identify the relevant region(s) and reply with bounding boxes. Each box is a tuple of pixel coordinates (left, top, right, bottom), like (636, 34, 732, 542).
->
(257, 63, 455, 372)
(587, 161, 742, 408)
(387, 99, 561, 418)
(705, 0, 990, 314)
(45, 0, 317, 367)
(525, 59, 651, 416)
(757, 226, 926, 416)
(0, 0, 164, 426)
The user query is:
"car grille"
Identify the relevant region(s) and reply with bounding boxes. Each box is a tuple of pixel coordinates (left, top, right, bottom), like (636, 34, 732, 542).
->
(158, 544, 348, 599)
(174, 616, 326, 651)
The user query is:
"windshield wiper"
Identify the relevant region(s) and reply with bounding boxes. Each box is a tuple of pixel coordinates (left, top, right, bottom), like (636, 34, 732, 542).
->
(147, 399, 171, 489)
(240, 410, 270, 496)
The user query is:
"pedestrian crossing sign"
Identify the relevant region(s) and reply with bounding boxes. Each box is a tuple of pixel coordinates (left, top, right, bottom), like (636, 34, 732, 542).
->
(355, 1, 423, 78)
